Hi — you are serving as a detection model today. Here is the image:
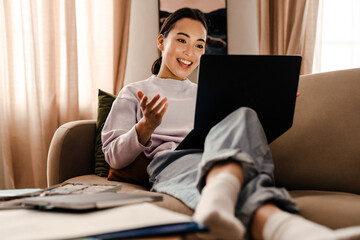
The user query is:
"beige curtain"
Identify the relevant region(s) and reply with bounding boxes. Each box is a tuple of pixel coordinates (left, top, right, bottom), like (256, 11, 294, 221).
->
(257, 0, 319, 74)
(0, 0, 130, 189)
(113, 0, 131, 93)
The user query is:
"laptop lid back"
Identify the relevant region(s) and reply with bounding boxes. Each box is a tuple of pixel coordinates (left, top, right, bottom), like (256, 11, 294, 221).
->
(194, 54, 301, 144)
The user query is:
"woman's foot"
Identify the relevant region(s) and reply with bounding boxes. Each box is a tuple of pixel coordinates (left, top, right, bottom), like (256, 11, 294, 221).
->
(193, 172, 245, 240)
(262, 210, 336, 240)
(334, 226, 360, 240)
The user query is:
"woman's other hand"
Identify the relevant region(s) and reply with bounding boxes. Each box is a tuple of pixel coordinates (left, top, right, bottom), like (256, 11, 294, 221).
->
(135, 91, 168, 145)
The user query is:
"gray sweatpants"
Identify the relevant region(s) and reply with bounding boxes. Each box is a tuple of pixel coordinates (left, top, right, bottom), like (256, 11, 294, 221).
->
(147, 107, 299, 235)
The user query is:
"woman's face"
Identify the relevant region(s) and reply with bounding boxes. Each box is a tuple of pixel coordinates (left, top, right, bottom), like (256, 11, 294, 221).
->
(157, 18, 207, 80)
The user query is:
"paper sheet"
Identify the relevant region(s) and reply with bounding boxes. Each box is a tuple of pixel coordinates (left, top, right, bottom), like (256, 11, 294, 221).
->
(0, 189, 42, 197)
(0, 203, 192, 240)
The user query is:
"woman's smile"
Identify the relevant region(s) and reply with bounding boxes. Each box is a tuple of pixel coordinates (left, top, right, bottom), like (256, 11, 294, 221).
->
(177, 58, 193, 68)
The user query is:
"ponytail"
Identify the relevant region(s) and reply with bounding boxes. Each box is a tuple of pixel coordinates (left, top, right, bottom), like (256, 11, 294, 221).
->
(151, 56, 162, 75)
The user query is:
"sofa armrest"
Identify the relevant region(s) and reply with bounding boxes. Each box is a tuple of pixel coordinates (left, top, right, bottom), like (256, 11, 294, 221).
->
(47, 120, 96, 187)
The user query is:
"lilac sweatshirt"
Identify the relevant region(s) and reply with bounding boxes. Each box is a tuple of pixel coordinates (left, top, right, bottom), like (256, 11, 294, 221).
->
(102, 75, 197, 169)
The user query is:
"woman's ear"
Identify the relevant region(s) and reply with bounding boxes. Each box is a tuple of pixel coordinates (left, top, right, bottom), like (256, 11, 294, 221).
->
(157, 34, 164, 51)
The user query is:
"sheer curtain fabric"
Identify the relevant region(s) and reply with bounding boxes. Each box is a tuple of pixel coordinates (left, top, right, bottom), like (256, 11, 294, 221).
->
(257, 0, 319, 74)
(0, 0, 130, 188)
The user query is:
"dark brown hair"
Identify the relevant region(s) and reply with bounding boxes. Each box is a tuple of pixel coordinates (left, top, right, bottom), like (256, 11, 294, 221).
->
(151, 8, 208, 75)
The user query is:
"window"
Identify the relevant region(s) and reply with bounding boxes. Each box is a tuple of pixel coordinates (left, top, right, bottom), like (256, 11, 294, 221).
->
(312, 0, 360, 73)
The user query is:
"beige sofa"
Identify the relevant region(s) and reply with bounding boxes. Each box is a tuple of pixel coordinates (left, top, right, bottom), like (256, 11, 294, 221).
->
(47, 68, 360, 230)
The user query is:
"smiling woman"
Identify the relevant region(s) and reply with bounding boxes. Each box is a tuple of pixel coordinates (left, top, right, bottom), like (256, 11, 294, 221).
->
(156, 18, 207, 80)
(159, 0, 227, 55)
(151, 8, 208, 80)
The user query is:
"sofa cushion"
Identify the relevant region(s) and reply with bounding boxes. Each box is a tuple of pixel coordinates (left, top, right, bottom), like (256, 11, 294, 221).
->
(95, 89, 116, 177)
(107, 153, 151, 187)
(290, 190, 360, 229)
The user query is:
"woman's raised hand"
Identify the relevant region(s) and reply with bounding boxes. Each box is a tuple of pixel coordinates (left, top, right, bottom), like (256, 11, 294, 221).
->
(138, 91, 168, 128)
(135, 91, 168, 145)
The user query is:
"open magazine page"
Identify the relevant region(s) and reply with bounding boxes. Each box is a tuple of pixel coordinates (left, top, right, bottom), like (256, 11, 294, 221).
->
(0, 202, 207, 239)
(0, 182, 121, 209)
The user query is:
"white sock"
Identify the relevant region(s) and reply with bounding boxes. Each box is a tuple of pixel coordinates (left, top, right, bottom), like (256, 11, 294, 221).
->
(263, 210, 337, 240)
(334, 226, 360, 240)
(193, 172, 245, 240)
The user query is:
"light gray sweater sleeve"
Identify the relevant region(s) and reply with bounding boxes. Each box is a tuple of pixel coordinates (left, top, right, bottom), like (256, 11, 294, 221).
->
(101, 96, 152, 169)
(101, 75, 197, 168)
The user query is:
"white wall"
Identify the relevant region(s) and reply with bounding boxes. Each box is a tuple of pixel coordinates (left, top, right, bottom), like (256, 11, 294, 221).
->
(227, 0, 259, 54)
(124, 0, 258, 85)
(123, 0, 159, 86)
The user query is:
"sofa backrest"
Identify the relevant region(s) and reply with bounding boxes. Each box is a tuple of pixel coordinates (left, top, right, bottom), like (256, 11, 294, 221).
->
(270, 68, 360, 195)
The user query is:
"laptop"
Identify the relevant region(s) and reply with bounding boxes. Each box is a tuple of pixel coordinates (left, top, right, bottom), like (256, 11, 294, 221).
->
(22, 192, 163, 210)
(176, 54, 302, 150)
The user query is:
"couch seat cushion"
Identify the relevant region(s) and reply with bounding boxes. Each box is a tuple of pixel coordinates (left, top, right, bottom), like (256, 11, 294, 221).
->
(290, 190, 360, 229)
(65, 176, 360, 230)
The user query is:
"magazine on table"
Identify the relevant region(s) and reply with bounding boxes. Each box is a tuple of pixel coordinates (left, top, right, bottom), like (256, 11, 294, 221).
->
(0, 182, 122, 209)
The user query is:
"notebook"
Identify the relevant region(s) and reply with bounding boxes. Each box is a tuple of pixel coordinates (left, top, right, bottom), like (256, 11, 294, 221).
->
(177, 54, 302, 150)
(22, 192, 163, 210)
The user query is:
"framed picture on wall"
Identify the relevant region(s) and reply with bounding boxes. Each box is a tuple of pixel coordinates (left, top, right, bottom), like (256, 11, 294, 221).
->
(159, 0, 227, 55)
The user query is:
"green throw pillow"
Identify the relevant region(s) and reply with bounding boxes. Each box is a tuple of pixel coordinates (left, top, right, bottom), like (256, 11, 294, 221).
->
(95, 89, 116, 177)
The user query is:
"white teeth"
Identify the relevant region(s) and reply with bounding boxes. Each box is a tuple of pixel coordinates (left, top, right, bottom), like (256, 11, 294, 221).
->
(177, 58, 192, 65)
